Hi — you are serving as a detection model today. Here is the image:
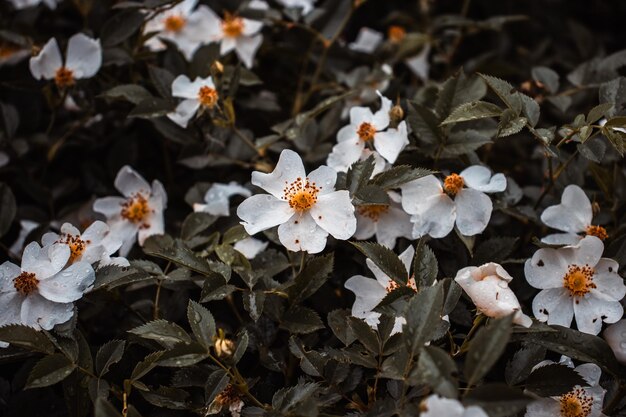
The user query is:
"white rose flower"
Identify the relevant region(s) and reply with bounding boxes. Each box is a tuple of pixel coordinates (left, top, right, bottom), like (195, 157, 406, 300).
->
(29, 33, 102, 89)
(0, 242, 95, 331)
(7, 0, 59, 9)
(455, 262, 532, 327)
(233, 237, 268, 259)
(339, 65, 392, 119)
(202, 0, 269, 68)
(193, 182, 251, 216)
(41, 221, 128, 267)
(9, 220, 39, 256)
(420, 394, 488, 417)
(236, 149, 356, 254)
(143, 0, 214, 60)
(93, 166, 167, 257)
(276, 0, 316, 15)
(327, 92, 409, 173)
(525, 357, 606, 417)
(401, 165, 506, 238)
(525, 235, 625, 335)
(603, 319, 626, 364)
(344, 246, 416, 334)
(354, 191, 413, 249)
(541, 185, 608, 245)
(168, 75, 219, 128)
(348, 28, 384, 54)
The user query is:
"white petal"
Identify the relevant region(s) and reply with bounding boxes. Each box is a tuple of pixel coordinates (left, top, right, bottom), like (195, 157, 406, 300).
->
(524, 248, 568, 289)
(336, 124, 359, 143)
(532, 288, 574, 327)
(349, 106, 375, 127)
(233, 237, 268, 259)
(604, 320, 626, 364)
(398, 246, 415, 273)
(151, 179, 168, 209)
(235, 34, 263, 69)
(344, 275, 387, 317)
(167, 99, 201, 128)
(22, 242, 70, 279)
(460, 165, 507, 193)
(309, 191, 356, 240)
(575, 363, 602, 386)
(348, 27, 384, 54)
(541, 233, 583, 246)
(523, 398, 561, 417)
(593, 258, 626, 300)
(0, 292, 22, 326)
(277, 213, 328, 253)
(42, 232, 60, 247)
(114, 165, 151, 198)
(326, 140, 365, 173)
(242, 18, 264, 37)
(29, 37, 62, 80)
(0, 261, 21, 293)
(109, 220, 139, 257)
(220, 36, 237, 55)
(237, 194, 293, 235)
(400, 175, 442, 215)
(371, 93, 391, 130)
(366, 258, 392, 287)
(540, 185, 592, 234)
(251, 149, 306, 198)
(560, 236, 604, 268)
(307, 165, 337, 196)
(200, 182, 251, 216)
(65, 34, 102, 78)
(171, 74, 196, 98)
(189, 6, 223, 41)
(373, 121, 409, 164)
(405, 44, 431, 81)
(137, 211, 165, 246)
(374, 206, 413, 248)
(20, 293, 73, 330)
(454, 188, 493, 236)
(407, 194, 455, 239)
(420, 395, 464, 417)
(38, 262, 95, 303)
(93, 196, 125, 219)
(81, 220, 109, 244)
(574, 293, 623, 335)
(60, 222, 81, 237)
(354, 214, 376, 241)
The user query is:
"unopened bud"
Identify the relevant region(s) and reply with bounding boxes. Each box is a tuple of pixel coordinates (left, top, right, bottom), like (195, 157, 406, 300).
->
(213, 329, 235, 358)
(211, 60, 224, 75)
(31, 45, 41, 57)
(389, 103, 404, 128)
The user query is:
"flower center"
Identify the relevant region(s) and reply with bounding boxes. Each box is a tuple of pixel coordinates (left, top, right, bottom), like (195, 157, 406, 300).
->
(443, 173, 464, 196)
(387, 25, 406, 43)
(120, 193, 152, 224)
(559, 388, 593, 417)
(283, 177, 320, 212)
(357, 122, 376, 142)
(357, 204, 389, 221)
(57, 234, 89, 264)
(54, 67, 75, 89)
(13, 272, 39, 295)
(222, 13, 244, 38)
(563, 265, 596, 298)
(586, 225, 608, 240)
(164, 14, 186, 33)
(386, 276, 417, 293)
(198, 86, 219, 108)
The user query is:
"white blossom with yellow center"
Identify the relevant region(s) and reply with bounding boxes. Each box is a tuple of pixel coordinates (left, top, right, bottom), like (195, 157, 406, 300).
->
(525, 236, 625, 335)
(541, 185, 609, 245)
(202, 0, 268, 68)
(354, 191, 413, 249)
(29, 33, 101, 88)
(420, 394, 488, 417)
(167, 75, 220, 128)
(93, 166, 167, 257)
(400, 165, 506, 239)
(237, 149, 356, 254)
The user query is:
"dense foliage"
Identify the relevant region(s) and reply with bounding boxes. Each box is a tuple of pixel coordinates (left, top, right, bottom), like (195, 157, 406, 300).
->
(1, 1, 626, 416)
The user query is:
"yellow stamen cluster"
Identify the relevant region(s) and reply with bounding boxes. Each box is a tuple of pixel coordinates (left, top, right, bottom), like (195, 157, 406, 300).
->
(121, 193, 152, 225)
(54, 67, 75, 89)
(357, 122, 376, 142)
(443, 173, 464, 196)
(357, 204, 389, 221)
(559, 388, 593, 417)
(283, 177, 321, 212)
(222, 12, 244, 38)
(563, 264, 596, 299)
(13, 272, 39, 295)
(386, 276, 417, 293)
(57, 234, 90, 263)
(164, 14, 186, 33)
(387, 25, 406, 43)
(198, 86, 219, 108)
(586, 225, 608, 240)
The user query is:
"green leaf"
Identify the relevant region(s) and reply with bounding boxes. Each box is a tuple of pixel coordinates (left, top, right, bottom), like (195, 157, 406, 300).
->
(351, 241, 407, 285)
(410, 345, 458, 397)
(200, 276, 236, 302)
(187, 300, 216, 350)
(587, 102, 614, 123)
(603, 126, 626, 156)
(407, 102, 444, 145)
(371, 166, 435, 190)
(404, 281, 445, 353)
(148, 65, 175, 98)
(131, 351, 164, 381)
(157, 343, 209, 367)
(464, 383, 532, 417)
(479, 74, 522, 114)
(95, 340, 125, 377)
(26, 353, 76, 389)
(92, 265, 152, 290)
(128, 97, 175, 119)
(436, 71, 487, 119)
(101, 10, 144, 47)
(143, 235, 214, 276)
(281, 305, 324, 334)
(472, 237, 518, 266)
(243, 290, 265, 322)
(128, 320, 192, 349)
(232, 330, 249, 364)
(465, 315, 514, 386)
(347, 317, 379, 354)
(0, 183, 16, 238)
(441, 101, 503, 124)
(288, 336, 327, 377)
(497, 116, 527, 137)
(205, 369, 229, 405)
(505, 343, 547, 386)
(327, 309, 356, 346)
(287, 254, 334, 304)
(519, 93, 540, 126)
(100, 84, 152, 105)
(272, 381, 320, 414)
(412, 240, 438, 289)
(438, 129, 493, 157)
(0, 324, 55, 353)
(525, 363, 587, 397)
(531, 66, 559, 94)
(346, 155, 375, 196)
(181, 212, 218, 241)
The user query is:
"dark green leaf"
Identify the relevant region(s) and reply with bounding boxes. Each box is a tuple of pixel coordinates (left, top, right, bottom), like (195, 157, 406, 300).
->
(327, 309, 356, 346)
(465, 315, 514, 386)
(92, 265, 152, 290)
(525, 363, 587, 396)
(94, 398, 123, 417)
(351, 241, 407, 285)
(464, 383, 532, 417)
(243, 290, 265, 322)
(148, 65, 176, 98)
(0, 324, 55, 353)
(347, 317, 379, 354)
(346, 156, 375, 196)
(404, 281, 445, 353)
(413, 240, 438, 289)
(187, 300, 216, 350)
(131, 351, 164, 381)
(128, 320, 192, 349)
(281, 305, 324, 334)
(205, 369, 229, 405)
(143, 235, 214, 276)
(157, 343, 208, 367)
(0, 183, 16, 237)
(371, 166, 435, 190)
(96, 340, 125, 377)
(505, 343, 547, 386)
(410, 345, 458, 397)
(531, 66, 559, 94)
(472, 237, 518, 266)
(441, 101, 503, 124)
(407, 102, 443, 145)
(436, 71, 487, 119)
(287, 254, 333, 304)
(100, 84, 152, 105)
(26, 353, 76, 389)
(101, 10, 144, 47)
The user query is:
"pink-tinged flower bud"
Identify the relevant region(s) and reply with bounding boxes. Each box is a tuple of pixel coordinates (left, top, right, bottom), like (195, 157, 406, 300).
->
(604, 319, 626, 364)
(454, 262, 532, 327)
